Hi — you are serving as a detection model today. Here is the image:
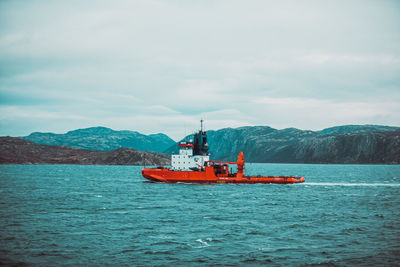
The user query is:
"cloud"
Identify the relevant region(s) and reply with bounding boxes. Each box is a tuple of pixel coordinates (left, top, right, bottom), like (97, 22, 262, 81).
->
(251, 96, 400, 130)
(0, 0, 399, 139)
(299, 54, 400, 66)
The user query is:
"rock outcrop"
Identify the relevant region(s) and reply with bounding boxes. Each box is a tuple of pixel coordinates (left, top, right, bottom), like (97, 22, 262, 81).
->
(0, 137, 170, 165)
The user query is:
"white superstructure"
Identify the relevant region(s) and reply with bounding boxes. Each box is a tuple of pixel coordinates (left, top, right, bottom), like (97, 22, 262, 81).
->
(171, 142, 209, 171)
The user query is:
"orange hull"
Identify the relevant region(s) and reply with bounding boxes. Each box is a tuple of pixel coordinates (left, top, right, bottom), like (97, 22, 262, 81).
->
(142, 166, 305, 184)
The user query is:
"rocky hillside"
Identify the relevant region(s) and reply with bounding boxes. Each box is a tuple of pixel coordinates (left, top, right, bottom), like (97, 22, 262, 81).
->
(318, 125, 399, 135)
(22, 127, 175, 152)
(166, 125, 400, 164)
(0, 137, 170, 165)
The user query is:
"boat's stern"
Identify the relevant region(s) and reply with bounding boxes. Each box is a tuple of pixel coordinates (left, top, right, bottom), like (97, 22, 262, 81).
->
(286, 176, 305, 183)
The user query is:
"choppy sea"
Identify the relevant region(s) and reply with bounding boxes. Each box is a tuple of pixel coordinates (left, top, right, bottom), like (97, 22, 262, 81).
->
(0, 164, 399, 266)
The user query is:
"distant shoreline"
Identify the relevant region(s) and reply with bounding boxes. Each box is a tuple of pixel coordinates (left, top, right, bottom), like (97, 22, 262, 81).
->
(1, 162, 399, 166)
(2, 124, 400, 165)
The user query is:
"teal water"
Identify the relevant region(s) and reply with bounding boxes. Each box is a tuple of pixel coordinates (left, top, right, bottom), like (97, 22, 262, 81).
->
(0, 164, 399, 266)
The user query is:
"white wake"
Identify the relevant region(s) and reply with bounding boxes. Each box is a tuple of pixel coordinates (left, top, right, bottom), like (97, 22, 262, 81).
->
(303, 182, 400, 187)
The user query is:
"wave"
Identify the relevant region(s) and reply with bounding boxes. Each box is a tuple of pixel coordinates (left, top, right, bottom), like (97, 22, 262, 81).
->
(303, 182, 400, 187)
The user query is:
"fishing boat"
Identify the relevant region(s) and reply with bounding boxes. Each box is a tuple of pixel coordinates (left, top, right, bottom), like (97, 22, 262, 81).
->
(142, 121, 305, 184)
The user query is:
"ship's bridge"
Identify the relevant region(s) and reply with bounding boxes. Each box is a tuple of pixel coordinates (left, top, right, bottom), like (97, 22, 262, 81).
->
(171, 140, 209, 171)
(177, 142, 193, 156)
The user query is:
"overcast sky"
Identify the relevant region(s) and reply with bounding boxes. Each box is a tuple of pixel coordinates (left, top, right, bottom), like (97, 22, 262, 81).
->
(1, 0, 399, 140)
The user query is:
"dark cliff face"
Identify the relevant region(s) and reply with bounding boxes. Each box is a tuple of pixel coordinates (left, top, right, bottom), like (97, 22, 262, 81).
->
(165, 125, 400, 164)
(294, 131, 400, 164)
(22, 127, 175, 153)
(0, 137, 170, 165)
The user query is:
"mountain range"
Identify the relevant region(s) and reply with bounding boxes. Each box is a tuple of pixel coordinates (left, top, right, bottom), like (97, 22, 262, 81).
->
(1, 124, 399, 164)
(22, 127, 175, 152)
(166, 125, 400, 164)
